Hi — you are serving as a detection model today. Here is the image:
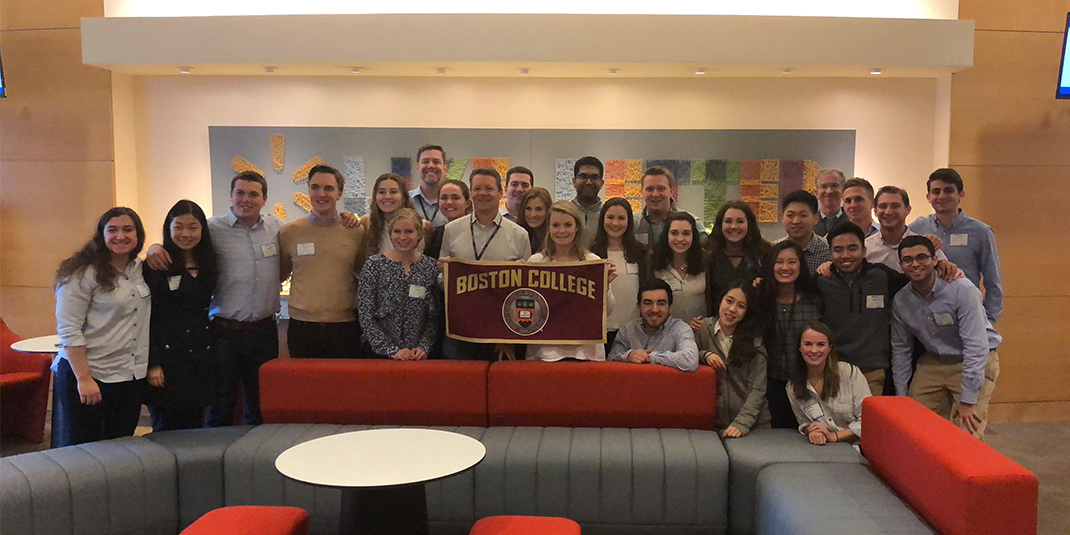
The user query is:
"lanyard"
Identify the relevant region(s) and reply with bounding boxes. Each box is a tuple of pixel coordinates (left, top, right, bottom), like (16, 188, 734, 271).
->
(470, 218, 502, 261)
(418, 196, 440, 223)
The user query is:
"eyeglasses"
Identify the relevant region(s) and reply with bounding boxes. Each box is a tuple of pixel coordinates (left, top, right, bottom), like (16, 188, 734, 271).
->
(575, 173, 602, 182)
(899, 253, 932, 266)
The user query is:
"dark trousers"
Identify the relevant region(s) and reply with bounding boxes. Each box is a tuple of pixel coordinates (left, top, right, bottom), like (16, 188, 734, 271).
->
(442, 336, 497, 362)
(51, 358, 145, 448)
(206, 319, 278, 427)
(149, 406, 205, 432)
(767, 378, 799, 429)
(287, 319, 362, 359)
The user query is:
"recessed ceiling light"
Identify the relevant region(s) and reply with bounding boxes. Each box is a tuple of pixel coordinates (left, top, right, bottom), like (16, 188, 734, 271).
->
(781, 68, 793, 75)
(436, 67, 447, 74)
(606, 68, 619, 75)
(348, 66, 362, 74)
(263, 66, 277, 74)
(518, 67, 530, 74)
(695, 68, 706, 75)
(178, 66, 191, 74)
(870, 68, 882, 75)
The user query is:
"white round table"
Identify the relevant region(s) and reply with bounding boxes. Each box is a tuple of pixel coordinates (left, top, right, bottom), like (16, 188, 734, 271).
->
(275, 428, 486, 535)
(10, 335, 61, 353)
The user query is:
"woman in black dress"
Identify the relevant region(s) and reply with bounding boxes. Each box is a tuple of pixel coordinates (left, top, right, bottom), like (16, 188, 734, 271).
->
(144, 200, 218, 431)
(704, 200, 770, 305)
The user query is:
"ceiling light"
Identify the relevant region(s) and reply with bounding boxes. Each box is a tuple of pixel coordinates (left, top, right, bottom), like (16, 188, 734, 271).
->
(436, 67, 447, 74)
(178, 66, 191, 74)
(781, 68, 793, 75)
(870, 68, 882, 75)
(606, 68, 619, 75)
(263, 66, 277, 74)
(348, 66, 362, 74)
(518, 68, 530, 74)
(695, 68, 706, 75)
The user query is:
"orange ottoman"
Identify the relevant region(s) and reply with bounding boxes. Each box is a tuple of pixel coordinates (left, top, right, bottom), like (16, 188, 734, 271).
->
(181, 506, 309, 535)
(470, 516, 581, 535)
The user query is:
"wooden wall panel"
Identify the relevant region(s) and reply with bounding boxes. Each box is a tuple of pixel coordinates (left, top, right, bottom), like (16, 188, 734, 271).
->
(989, 296, 1070, 404)
(0, 29, 115, 161)
(0, 0, 104, 31)
(0, 287, 59, 339)
(960, 0, 1070, 32)
(949, 31, 1070, 167)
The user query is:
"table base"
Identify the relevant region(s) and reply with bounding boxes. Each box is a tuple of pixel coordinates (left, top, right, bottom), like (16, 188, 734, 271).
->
(340, 483, 428, 535)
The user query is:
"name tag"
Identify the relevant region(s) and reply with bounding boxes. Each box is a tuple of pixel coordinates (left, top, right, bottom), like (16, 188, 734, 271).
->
(626, 263, 640, 275)
(135, 282, 151, 298)
(409, 285, 427, 299)
(950, 233, 969, 247)
(934, 312, 955, 326)
(168, 275, 182, 291)
(260, 243, 279, 258)
(665, 278, 683, 292)
(804, 402, 826, 421)
(297, 242, 316, 257)
(866, 294, 885, 309)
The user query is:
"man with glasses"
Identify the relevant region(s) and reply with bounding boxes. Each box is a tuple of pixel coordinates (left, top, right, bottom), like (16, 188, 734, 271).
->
(813, 168, 849, 237)
(891, 235, 1001, 439)
(570, 156, 605, 244)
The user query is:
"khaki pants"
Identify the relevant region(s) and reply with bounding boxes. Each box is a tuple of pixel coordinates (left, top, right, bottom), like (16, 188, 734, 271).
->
(909, 350, 1000, 439)
(862, 368, 886, 397)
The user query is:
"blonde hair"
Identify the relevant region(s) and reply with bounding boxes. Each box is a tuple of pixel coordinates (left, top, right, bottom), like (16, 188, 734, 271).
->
(541, 201, 588, 261)
(387, 208, 425, 244)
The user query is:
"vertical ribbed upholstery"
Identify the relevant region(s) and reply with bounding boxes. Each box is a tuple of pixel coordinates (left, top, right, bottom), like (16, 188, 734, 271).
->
(0, 437, 178, 535)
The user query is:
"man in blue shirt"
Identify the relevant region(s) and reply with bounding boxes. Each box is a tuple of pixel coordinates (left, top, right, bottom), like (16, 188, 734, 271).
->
(891, 235, 1001, 439)
(608, 279, 698, 372)
(410, 144, 451, 227)
(909, 168, 1002, 323)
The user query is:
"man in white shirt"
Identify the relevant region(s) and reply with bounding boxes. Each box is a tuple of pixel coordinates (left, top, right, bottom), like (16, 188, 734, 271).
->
(410, 144, 450, 227)
(866, 185, 948, 271)
(499, 166, 533, 222)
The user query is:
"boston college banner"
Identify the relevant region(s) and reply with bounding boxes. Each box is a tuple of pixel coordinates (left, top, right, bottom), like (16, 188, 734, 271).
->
(445, 259, 607, 344)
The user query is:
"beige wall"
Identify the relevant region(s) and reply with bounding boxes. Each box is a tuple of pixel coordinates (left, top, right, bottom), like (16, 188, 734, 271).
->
(0, 0, 115, 337)
(952, 0, 1070, 421)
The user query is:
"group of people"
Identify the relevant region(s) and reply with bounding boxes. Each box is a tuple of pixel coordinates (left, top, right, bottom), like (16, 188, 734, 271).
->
(51, 143, 1003, 449)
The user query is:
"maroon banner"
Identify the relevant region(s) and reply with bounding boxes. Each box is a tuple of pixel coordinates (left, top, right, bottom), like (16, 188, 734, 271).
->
(445, 259, 607, 344)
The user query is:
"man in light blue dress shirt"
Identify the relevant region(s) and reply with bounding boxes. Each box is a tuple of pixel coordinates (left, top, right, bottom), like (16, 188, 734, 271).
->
(608, 279, 698, 372)
(410, 144, 450, 228)
(908, 168, 1003, 323)
(891, 235, 1001, 439)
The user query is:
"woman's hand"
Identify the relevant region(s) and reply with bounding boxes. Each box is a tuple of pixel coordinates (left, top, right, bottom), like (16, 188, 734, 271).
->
(144, 244, 172, 271)
(495, 344, 516, 361)
(816, 261, 833, 278)
(808, 429, 827, 445)
(704, 351, 726, 371)
(605, 260, 618, 285)
(77, 376, 102, 405)
(339, 211, 360, 229)
(148, 366, 165, 388)
(411, 348, 429, 361)
(689, 317, 704, 332)
(391, 348, 414, 361)
(722, 426, 743, 439)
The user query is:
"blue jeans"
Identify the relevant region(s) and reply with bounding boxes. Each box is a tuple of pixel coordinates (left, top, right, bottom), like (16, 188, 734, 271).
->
(206, 320, 278, 426)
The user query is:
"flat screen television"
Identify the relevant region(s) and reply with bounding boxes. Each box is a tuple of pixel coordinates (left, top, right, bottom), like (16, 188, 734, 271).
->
(0, 53, 6, 98)
(1059, 12, 1070, 99)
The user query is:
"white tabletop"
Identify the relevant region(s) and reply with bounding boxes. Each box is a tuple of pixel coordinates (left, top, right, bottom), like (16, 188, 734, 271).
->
(275, 428, 486, 488)
(10, 335, 62, 354)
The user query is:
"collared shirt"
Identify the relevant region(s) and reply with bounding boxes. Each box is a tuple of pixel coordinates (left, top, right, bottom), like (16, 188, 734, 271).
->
(860, 220, 879, 238)
(570, 197, 603, 246)
(786, 361, 870, 438)
(607, 316, 698, 372)
(865, 227, 947, 272)
(633, 203, 709, 246)
(209, 209, 283, 322)
(777, 233, 832, 276)
(410, 187, 450, 228)
(814, 209, 848, 237)
(54, 260, 151, 383)
(909, 210, 1002, 322)
(891, 277, 1002, 404)
(439, 212, 532, 262)
(498, 203, 518, 223)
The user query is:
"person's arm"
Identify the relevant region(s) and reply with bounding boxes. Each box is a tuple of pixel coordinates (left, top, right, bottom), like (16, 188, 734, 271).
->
(787, 387, 811, 435)
(847, 365, 871, 439)
(979, 227, 1003, 323)
(727, 343, 770, 435)
(144, 243, 172, 270)
(649, 320, 699, 372)
(439, 224, 453, 259)
(278, 230, 293, 283)
(956, 285, 992, 408)
(890, 302, 914, 396)
(55, 274, 101, 404)
(607, 326, 631, 362)
(145, 268, 166, 387)
(356, 261, 400, 357)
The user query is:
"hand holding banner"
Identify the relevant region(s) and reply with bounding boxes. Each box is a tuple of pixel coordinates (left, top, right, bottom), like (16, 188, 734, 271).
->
(445, 259, 607, 344)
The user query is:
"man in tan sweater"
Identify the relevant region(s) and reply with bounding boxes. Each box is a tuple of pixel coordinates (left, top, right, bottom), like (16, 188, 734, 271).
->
(280, 165, 365, 358)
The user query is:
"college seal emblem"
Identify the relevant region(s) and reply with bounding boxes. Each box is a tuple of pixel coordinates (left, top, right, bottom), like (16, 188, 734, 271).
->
(502, 288, 549, 336)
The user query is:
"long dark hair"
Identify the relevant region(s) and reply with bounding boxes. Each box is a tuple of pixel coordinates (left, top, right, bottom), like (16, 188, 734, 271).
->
(652, 211, 705, 276)
(705, 200, 770, 264)
(590, 197, 649, 270)
(362, 173, 419, 258)
(518, 187, 551, 249)
(162, 200, 218, 285)
(790, 320, 843, 401)
(55, 207, 145, 292)
(718, 279, 761, 367)
(758, 240, 818, 351)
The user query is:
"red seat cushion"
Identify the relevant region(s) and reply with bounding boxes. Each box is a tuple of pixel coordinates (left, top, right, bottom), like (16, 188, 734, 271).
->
(487, 361, 716, 429)
(181, 506, 309, 535)
(260, 359, 489, 427)
(470, 515, 581, 535)
(0, 371, 44, 389)
(861, 396, 1038, 535)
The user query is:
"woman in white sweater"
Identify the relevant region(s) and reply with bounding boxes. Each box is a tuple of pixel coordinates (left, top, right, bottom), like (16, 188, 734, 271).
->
(787, 320, 871, 445)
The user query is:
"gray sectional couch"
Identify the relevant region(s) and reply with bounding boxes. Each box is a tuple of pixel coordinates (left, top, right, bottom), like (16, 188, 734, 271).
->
(1, 424, 936, 535)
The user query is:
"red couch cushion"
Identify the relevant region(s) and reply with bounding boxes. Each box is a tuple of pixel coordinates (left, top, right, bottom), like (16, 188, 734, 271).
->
(181, 506, 309, 535)
(470, 515, 581, 535)
(487, 361, 716, 430)
(260, 359, 489, 427)
(861, 397, 1038, 535)
(0, 371, 43, 389)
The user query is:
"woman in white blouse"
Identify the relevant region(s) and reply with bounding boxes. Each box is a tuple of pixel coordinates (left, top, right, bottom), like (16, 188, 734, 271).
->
(526, 201, 617, 362)
(52, 207, 151, 447)
(651, 212, 709, 324)
(787, 320, 871, 445)
(589, 197, 649, 353)
(359, 173, 433, 262)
